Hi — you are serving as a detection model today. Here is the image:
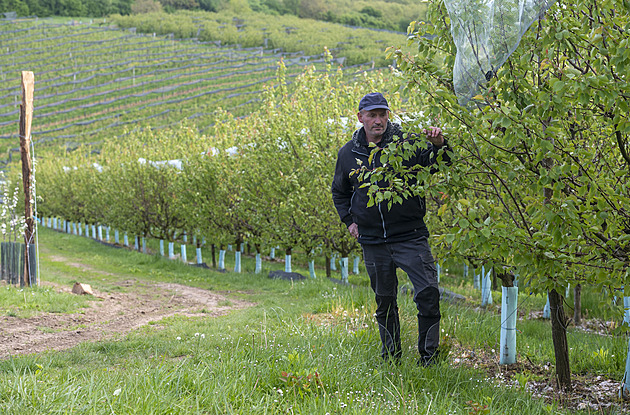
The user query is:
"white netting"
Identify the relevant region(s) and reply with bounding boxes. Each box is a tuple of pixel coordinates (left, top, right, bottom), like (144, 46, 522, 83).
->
(444, 0, 557, 106)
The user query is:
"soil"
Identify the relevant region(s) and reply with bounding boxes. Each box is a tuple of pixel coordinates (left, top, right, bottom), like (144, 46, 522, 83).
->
(0, 257, 252, 359)
(447, 344, 630, 414)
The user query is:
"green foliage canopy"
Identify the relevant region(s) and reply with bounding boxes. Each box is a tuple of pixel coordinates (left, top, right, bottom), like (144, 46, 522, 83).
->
(375, 0, 630, 295)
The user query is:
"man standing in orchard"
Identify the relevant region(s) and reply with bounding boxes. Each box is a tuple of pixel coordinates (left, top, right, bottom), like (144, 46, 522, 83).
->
(331, 92, 451, 366)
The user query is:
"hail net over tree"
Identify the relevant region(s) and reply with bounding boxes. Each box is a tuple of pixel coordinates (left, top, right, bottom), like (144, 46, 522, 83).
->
(444, 0, 557, 107)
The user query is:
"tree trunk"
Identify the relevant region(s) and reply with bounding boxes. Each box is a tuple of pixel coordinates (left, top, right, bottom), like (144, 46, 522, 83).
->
(548, 288, 572, 391)
(497, 271, 514, 287)
(211, 244, 217, 269)
(573, 284, 582, 326)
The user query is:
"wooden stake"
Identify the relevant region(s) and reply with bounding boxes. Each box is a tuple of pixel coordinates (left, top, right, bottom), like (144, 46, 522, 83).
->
(19, 71, 34, 287)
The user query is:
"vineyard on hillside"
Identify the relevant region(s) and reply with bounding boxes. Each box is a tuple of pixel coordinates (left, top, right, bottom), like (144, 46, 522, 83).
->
(110, 9, 415, 67)
(0, 15, 382, 164)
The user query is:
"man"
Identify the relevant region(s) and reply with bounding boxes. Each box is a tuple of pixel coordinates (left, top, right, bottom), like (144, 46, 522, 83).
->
(331, 92, 451, 365)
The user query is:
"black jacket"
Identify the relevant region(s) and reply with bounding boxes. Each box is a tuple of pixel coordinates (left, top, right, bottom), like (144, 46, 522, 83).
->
(331, 121, 451, 244)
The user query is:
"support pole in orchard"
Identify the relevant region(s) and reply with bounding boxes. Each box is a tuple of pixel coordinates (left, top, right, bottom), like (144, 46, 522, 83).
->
(218, 249, 226, 270)
(473, 267, 480, 289)
(308, 250, 317, 279)
(622, 274, 630, 397)
(436, 260, 441, 283)
(622, 337, 630, 398)
(340, 257, 349, 283)
(543, 294, 551, 319)
(309, 259, 316, 279)
(481, 266, 493, 306)
(19, 71, 35, 287)
(180, 243, 187, 263)
(500, 285, 519, 364)
(285, 253, 292, 273)
(234, 250, 241, 272)
(255, 253, 262, 273)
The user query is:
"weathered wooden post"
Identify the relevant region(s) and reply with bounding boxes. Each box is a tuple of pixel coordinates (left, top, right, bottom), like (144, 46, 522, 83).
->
(19, 71, 34, 287)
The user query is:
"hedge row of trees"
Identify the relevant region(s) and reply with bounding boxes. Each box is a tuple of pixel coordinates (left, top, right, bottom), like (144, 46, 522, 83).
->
(36, 60, 406, 275)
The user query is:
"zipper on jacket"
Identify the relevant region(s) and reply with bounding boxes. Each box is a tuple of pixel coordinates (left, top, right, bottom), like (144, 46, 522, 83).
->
(377, 202, 387, 238)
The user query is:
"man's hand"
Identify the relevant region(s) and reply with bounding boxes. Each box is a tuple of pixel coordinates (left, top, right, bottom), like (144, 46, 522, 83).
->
(422, 126, 444, 147)
(348, 223, 359, 239)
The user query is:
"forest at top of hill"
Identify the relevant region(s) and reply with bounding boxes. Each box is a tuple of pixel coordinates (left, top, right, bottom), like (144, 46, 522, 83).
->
(1, 0, 427, 32)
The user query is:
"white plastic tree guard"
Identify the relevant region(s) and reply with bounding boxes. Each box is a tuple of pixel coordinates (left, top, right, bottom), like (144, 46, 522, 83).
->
(234, 251, 241, 272)
(499, 286, 518, 364)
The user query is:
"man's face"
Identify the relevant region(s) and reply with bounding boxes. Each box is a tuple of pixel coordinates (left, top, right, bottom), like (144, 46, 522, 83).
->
(357, 109, 389, 142)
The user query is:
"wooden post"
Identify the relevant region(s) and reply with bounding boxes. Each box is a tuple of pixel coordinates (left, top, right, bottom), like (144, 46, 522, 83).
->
(19, 71, 34, 287)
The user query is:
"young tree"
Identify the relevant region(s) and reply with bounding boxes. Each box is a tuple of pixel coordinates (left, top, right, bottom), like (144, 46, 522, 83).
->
(378, 0, 630, 391)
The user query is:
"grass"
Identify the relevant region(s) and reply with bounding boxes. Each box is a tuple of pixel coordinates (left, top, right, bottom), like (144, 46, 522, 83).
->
(0, 228, 627, 413)
(0, 282, 95, 318)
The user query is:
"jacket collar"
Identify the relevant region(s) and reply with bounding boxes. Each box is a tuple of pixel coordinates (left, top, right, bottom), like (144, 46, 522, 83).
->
(351, 121, 402, 152)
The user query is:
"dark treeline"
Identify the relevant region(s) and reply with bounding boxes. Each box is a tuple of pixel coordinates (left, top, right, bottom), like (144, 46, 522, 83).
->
(1, 0, 419, 33)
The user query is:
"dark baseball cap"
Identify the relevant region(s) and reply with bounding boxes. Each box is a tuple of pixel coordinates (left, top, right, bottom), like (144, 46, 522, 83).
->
(358, 92, 390, 112)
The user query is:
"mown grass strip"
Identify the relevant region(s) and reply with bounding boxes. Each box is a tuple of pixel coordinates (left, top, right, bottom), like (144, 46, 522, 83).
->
(0, 228, 625, 413)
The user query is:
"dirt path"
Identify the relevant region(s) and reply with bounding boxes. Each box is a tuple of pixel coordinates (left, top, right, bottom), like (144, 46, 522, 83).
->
(0, 259, 252, 359)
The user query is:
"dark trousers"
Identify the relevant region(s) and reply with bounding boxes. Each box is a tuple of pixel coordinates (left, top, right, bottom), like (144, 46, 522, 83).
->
(362, 236, 441, 364)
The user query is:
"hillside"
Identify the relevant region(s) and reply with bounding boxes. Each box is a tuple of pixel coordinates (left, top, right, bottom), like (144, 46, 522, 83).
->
(0, 15, 394, 165)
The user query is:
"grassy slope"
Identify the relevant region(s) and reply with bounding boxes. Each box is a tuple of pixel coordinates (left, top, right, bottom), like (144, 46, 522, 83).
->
(0, 228, 625, 414)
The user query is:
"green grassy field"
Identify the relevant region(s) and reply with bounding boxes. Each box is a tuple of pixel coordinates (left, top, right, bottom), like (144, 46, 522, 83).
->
(0, 228, 626, 414)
